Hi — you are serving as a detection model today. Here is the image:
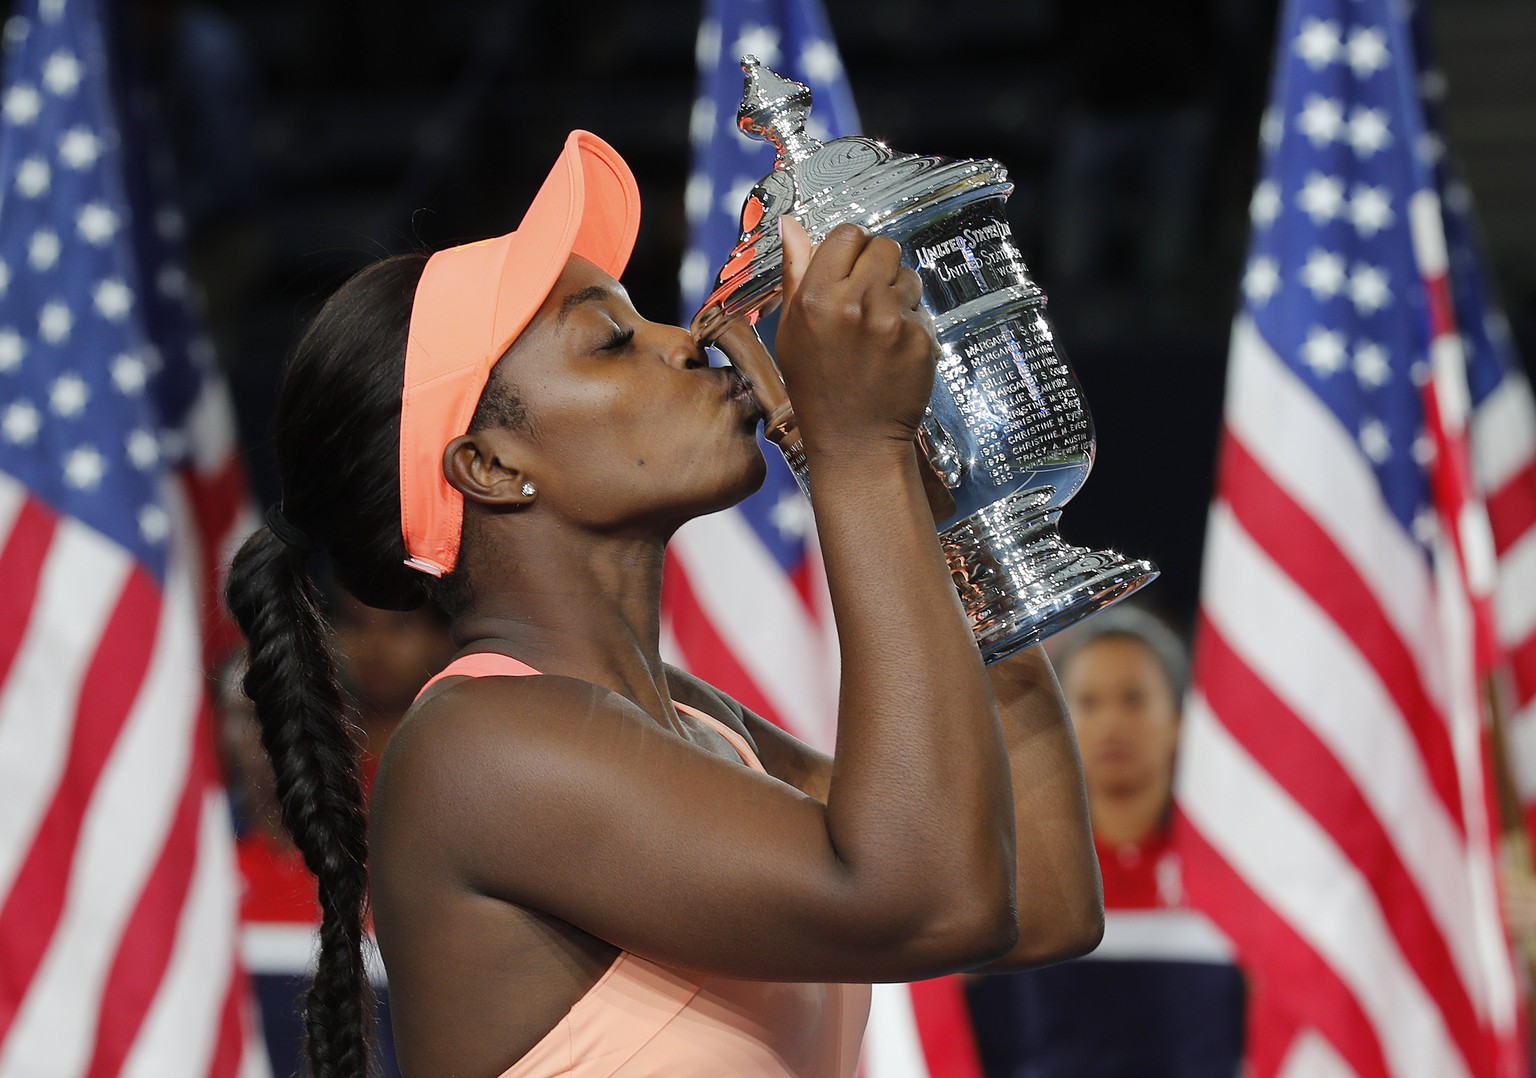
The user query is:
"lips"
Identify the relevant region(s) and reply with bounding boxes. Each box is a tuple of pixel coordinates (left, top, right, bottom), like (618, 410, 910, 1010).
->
(722, 367, 764, 420)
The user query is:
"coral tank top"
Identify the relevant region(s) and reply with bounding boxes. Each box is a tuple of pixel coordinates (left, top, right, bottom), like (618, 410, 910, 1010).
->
(416, 653, 871, 1077)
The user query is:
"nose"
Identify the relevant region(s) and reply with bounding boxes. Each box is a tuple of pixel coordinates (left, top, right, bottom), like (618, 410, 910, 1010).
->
(656, 324, 708, 370)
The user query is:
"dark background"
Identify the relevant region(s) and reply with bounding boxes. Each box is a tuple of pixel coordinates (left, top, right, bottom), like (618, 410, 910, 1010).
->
(131, 0, 1536, 628)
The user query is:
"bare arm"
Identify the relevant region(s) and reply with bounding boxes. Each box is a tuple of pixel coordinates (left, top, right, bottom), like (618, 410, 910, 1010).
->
(973, 647, 1103, 969)
(376, 221, 1022, 986)
(714, 652, 1102, 970)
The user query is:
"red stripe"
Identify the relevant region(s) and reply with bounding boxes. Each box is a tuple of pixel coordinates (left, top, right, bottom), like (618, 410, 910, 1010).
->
(662, 552, 785, 727)
(1195, 616, 1486, 1070)
(1508, 630, 1536, 709)
(1484, 459, 1536, 559)
(1176, 809, 1394, 1078)
(908, 977, 983, 1078)
(83, 705, 209, 1077)
(0, 568, 159, 1042)
(204, 956, 246, 1078)
(1424, 274, 1456, 341)
(179, 461, 249, 666)
(1220, 432, 1467, 830)
(0, 498, 58, 688)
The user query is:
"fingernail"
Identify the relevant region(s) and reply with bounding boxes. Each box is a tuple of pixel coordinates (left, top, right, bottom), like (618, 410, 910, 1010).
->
(777, 216, 785, 242)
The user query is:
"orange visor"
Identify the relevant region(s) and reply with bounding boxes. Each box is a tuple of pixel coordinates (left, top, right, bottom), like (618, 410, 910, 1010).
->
(400, 130, 640, 576)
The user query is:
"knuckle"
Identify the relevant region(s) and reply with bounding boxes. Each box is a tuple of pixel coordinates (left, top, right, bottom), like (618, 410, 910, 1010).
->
(870, 236, 903, 261)
(826, 222, 868, 247)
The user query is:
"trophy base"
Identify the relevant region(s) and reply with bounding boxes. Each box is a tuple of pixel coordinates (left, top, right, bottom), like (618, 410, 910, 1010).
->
(939, 486, 1159, 664)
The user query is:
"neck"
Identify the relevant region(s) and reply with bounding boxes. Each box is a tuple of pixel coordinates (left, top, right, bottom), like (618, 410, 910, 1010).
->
(451, 526, 677, 726)
(1088, 783, 1169, 848)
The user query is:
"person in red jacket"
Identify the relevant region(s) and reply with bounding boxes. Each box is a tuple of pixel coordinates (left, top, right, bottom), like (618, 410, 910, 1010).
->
(967, 606, 1245, 1077)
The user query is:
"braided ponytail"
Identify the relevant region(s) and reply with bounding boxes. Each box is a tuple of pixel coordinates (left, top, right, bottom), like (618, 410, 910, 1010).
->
(226, 528, 371, 1077)
(222, 254, 432, 1077)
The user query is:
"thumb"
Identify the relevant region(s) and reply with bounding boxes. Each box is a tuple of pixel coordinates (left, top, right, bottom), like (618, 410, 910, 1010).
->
(778, 214, 813, 309)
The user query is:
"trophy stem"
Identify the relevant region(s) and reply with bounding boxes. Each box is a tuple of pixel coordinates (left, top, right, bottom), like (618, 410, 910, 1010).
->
(941, 486, 1159, 663)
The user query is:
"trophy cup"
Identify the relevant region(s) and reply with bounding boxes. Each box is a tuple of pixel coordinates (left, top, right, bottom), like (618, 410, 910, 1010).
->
(693, 58, 1157, 663)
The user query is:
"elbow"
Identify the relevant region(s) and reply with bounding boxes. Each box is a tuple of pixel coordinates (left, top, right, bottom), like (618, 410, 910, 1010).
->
(996, 894, 1105, 971)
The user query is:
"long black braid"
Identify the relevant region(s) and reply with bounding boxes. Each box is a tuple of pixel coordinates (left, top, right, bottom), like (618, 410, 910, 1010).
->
(224, 250, 528, 1076)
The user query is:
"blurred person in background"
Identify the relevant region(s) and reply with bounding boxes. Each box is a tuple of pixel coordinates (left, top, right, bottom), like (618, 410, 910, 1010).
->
(966, 606, 1245, 1077)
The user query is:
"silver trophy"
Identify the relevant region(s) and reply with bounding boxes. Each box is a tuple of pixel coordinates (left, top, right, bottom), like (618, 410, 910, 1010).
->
(693, 58, 1157, 662)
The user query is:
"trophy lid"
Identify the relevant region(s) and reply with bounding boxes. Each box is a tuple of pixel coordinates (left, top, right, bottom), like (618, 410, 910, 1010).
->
(690, 57, 1012, 344)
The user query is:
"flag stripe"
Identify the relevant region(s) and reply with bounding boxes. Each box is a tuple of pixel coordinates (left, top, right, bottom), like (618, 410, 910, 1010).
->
(0, 529, 202, 1074)
(1485, 460, 1536, 559)
(0, 507, 130, 920)
(1176, 812, 1393, 1078)
(121, 791, 242, 1078)
(205, 957, 247, 1078)
(1470, 361, 1536, 496)
(1201, 502, 1475, 942)
(83, 705, 205, 1077)
(1179, 693, 1470, 1078)
(663, 553, 784, 725)
(1218, 429, 1464, 828)
(1194, 613, 1483, 1061)
(1224, 319, 1443, 689)
(0, 494, 53, 689)
(1494, 527, 1536, 646)
(0, 567, 159, 1045)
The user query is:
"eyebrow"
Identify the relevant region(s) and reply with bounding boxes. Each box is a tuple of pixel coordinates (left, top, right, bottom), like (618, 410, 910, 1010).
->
(557, 285, 619, 325)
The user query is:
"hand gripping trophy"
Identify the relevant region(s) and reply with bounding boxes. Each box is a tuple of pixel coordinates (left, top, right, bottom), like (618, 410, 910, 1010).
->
(693, 58, 1157, 663)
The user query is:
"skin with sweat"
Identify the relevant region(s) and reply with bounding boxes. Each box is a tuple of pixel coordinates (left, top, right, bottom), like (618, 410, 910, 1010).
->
(367, 219, 1103, 1078)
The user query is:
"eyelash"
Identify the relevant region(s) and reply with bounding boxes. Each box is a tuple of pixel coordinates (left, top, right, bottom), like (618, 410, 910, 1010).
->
(600, 326, 635, 352)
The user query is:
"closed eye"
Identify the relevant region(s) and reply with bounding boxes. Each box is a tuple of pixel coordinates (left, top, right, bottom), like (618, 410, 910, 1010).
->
(599, 326, 635, 353)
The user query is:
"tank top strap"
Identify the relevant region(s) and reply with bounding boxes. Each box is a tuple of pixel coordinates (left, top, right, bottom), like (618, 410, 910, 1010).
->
(415, 655, 765, 773)
(416, 652, 541, 699)
(676, 703, 766, 774)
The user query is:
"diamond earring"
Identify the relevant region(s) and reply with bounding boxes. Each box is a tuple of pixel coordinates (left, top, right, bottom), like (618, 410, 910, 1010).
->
(520, 481, 536, 498)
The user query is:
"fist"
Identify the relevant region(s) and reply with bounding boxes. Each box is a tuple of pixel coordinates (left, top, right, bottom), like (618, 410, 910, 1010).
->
(773, 217, 938, 453)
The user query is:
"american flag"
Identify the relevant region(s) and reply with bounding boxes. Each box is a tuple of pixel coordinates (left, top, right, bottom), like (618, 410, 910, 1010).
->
(0, 0, 263, 1075)
(1175, 1, 1532, 1076)
(666, 1, 982, 1074)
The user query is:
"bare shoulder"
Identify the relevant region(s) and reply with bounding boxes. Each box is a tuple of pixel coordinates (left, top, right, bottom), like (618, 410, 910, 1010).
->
(664, 664, 833, 800)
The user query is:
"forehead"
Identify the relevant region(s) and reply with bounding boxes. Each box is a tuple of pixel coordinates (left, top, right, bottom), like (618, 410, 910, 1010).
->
(539, 255, 633, 322)
(1064, 636, 1167, 682)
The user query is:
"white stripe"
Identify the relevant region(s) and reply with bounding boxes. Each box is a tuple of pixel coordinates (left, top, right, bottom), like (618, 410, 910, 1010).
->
(1202, 504, 1488, 1012)
(1409, 191, 1450, 278)
(670, 509, 839, 750)
(1082, 908, 1235, 965)
(1430, 335, 1470, 435)
(184, 378, 238, 471)
(1495, 528, 1536, 647)
(0, 483, 203, 1075)
(0, 503, 132, 902)
(1178, 694, 1471, 1078)
(1507, 695, 1536, 803)
(1276, 1029, 1355, 1078)
(241, 923, 388, 988)
(121, 792, 239, 1078)
(1432, 526, 1518, 1035)
(861, 984, 930, 1078)
(1472, 374, 1536, 495)
(1226, 318, 1446, 706)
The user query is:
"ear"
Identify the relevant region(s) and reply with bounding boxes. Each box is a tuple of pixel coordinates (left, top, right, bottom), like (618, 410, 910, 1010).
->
(442, 430, 537, 508)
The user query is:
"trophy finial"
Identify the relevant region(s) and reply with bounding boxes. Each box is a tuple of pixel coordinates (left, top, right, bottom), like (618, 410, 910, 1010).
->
(737, 55, 822, 166)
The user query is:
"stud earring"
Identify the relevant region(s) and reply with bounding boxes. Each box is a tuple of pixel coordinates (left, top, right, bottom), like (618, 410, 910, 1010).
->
(520, 481, 537, 498)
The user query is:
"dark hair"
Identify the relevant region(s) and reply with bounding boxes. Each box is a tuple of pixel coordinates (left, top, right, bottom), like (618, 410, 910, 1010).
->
(224, 253, 520, 1076)
(1052, 605, 1189, 701)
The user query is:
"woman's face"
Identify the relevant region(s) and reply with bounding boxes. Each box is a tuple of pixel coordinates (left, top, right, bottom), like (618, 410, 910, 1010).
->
(1062, 636, 1180, 802)
(482, 256, 768, 532)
